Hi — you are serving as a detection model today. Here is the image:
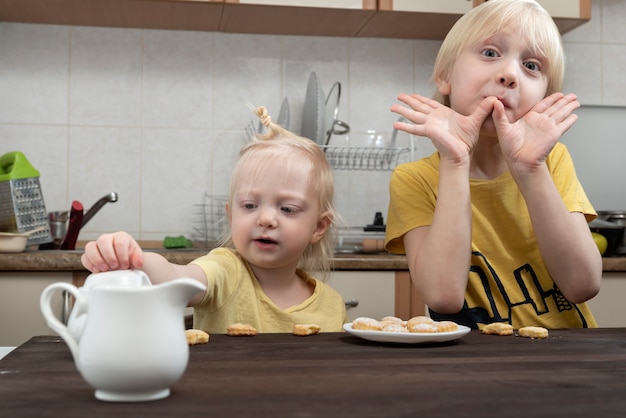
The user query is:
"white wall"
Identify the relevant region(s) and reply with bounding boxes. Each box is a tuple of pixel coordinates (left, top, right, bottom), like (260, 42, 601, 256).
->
(562, 106, 626, 211)
(0, 0, 624, 239)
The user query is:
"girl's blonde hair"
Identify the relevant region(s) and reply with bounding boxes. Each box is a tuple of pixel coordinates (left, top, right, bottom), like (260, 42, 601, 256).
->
(432, 0, 565, 106)
(223, 106, 339, 278)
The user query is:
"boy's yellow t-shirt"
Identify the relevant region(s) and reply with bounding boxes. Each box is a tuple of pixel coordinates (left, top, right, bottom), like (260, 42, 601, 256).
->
(190, 247, 348, 333)
(385, 143, 598, 329)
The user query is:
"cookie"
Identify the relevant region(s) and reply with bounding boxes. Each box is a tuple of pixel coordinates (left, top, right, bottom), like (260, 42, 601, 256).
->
(407, 322, 438, 333)
(517, 326, 549, 339)
(226, 323, 257, 336)
(380, 316, 404, 324)
(293, 323, 321, 336)
(407, 315, 434, 327)
(482, 322, 514, 336)
(351, 317, 383, 331)
(381, 322, 409, 333)
(434, 321, 458, 333)
(186, 329, 209, 345)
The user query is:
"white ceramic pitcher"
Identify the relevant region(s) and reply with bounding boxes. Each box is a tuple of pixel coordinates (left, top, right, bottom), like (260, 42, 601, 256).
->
(66, 269, 153, 342)
(40, 270, 206, 402)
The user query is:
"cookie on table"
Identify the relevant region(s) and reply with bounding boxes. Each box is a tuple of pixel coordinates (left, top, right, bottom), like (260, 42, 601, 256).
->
(186, 329, 209, 345)
(482, 322, 514, 336)
(517, 326, 549, 339)
(226, 323, 257, 336)
(293, 323, 321, 336)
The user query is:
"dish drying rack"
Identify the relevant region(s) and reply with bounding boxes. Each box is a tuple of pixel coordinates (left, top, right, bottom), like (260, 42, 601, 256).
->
(191, 193, 228, 246)
(320, 145, 410, 171)
(319, 118, 414, 171)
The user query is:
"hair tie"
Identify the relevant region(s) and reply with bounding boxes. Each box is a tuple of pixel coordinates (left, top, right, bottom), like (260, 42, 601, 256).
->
(256, 106, 272, 128)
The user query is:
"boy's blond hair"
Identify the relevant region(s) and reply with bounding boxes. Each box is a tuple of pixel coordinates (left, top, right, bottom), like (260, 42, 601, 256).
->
(223, 106, 338, 278)
(432, 0, 565, 106)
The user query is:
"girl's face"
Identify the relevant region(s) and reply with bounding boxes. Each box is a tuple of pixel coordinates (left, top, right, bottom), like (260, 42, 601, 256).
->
(437, 28, 549, 134)
(227, 152, 329, 272)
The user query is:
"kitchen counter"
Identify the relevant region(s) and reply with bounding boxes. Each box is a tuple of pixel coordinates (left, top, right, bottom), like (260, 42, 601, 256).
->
(2, 329, 625, 417)
(1, 249, 626, 272)
(0, 249, 409, 272)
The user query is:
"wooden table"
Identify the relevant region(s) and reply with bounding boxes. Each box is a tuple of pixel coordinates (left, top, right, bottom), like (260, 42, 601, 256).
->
(1, 329, 625, 417)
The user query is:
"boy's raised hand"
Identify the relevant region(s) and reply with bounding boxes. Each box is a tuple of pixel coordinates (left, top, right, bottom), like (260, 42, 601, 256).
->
(492, 92, 580, 174)
(391, 93, 495, 163)
(81, 231, 144, 273)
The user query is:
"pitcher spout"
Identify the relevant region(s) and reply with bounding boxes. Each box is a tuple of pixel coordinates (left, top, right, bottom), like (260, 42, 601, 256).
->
(157, 278, 207, 307)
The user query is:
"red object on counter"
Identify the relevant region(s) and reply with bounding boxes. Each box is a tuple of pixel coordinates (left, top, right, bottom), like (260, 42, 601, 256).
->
(60, 200, 84, 250)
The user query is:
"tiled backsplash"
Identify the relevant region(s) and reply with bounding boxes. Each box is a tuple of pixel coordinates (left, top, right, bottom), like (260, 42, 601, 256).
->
(1, 0, 624, 242)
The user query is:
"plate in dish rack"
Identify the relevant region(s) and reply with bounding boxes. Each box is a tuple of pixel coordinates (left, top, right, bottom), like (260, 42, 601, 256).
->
(343, 323, 471, 344)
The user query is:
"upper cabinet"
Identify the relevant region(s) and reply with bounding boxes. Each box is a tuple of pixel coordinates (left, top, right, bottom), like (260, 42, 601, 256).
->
(0, 0, 591, 39)
(220, 0, 377, 37)
(359, 0, 474, 40)
(0, 0, 224, 31)
(473, 0, 591, 34)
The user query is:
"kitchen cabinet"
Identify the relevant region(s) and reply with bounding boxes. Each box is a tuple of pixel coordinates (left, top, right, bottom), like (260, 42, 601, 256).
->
(0, 0, 590, 39)
(361, 0, 591, 39)
(358, 0, 472, 39)
(0, 272, 71, 346)
(327, 270, 425, 321)
(0, 0, 224, 31)
(473, 0, 591, 34)
(586, 272, 626, 328)
(220, 0, 377, 37)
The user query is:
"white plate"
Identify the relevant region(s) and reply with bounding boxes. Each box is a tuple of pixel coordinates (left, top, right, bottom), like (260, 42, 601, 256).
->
(343, 323, 471, 344)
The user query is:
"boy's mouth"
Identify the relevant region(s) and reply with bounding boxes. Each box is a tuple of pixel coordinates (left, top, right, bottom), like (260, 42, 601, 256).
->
(495, 96, 511, 108)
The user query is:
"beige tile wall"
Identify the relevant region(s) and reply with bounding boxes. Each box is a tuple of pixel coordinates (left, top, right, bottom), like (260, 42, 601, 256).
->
(0, 0, 623, 241)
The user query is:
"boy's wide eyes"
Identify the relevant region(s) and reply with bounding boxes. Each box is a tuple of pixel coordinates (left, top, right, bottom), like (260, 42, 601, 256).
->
(524, 61, 540, 72)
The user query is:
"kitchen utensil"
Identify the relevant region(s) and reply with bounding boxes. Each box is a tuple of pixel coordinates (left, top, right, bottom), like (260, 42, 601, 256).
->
(0, 226, 47, 253)
(48, 210, 69, 246)
(277, 97, 290, 129)
(590, 217, 626, 256)
(301, 71, 326, 144)
(0, 151, 53, 246)
(301, 72, 350, 146)
(65, 270, 153, 342)
(323, 81, 350, 146)
(596, 211, 626, 254)
(40, 270, 206, 402)
(390, 116, 407, 148)
(60, 201, 84, 250)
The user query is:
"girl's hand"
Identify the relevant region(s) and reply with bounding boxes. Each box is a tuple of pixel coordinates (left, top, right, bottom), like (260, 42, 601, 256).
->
(81, 231, 144, 273)
(492, 92, 580, 174)
(391, 93, 495, 163)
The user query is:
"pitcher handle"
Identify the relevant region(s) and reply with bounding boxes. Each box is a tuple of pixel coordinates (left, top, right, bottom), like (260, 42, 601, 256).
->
(40, 282, 85, 360)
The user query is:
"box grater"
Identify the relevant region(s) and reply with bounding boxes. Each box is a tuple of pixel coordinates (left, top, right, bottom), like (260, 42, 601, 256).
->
(0, 151, 53, 246)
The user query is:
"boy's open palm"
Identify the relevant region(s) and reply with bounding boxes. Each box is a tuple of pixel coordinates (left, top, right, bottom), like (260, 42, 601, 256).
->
(392, 94, 494, 163)
(492, 93, 580, 174)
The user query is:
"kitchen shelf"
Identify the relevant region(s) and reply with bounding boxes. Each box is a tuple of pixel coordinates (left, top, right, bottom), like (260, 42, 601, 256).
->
(0, 0, 591, 39)
(321, 145, 410, 171)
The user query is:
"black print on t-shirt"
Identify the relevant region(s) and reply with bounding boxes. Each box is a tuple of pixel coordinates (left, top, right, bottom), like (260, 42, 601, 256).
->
(465, 251, 589, 327)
